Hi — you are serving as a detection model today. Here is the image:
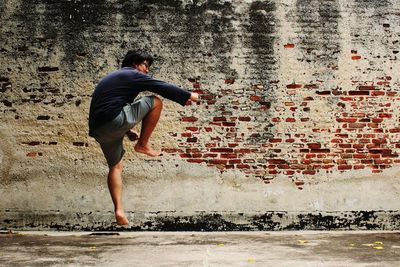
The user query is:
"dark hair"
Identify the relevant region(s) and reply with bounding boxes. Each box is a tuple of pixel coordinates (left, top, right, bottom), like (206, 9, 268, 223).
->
(121, 50, 154, 68)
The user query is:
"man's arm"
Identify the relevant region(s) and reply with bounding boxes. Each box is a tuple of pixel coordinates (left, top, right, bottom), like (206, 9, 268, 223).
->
(131, 71, 196, 106)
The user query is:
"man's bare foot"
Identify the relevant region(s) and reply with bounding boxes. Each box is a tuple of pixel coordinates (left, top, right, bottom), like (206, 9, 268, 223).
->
(134, 143, 162, 157)
(115, 211, 129, 225)
(126, 129, 139, 141)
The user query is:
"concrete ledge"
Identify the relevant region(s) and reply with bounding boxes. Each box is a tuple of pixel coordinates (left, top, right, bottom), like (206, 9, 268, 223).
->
(1, 210, 399, 231)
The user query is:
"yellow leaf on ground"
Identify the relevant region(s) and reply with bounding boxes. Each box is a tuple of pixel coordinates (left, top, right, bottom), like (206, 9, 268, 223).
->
(247, 257, 256, 263)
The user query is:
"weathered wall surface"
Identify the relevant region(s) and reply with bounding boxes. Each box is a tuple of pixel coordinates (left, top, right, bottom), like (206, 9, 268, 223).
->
(1, 0, 400, 230)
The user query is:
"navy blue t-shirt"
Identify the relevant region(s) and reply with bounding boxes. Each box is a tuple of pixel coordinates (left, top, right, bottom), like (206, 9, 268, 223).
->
(89, 67, 191, 132)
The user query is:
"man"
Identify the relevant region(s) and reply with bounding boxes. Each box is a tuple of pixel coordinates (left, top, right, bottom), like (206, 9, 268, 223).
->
(89, 50, 199, 225)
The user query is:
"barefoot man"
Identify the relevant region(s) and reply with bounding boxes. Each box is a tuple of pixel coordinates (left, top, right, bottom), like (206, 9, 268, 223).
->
(89, 50, 199, 225)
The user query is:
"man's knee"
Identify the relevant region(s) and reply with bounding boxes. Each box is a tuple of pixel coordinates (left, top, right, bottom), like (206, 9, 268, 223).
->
(152, 95, 163, 109)
(109, 160, 123, 173)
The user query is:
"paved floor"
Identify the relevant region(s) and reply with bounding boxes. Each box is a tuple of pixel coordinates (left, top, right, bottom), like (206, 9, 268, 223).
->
(0, 231, 399, 266)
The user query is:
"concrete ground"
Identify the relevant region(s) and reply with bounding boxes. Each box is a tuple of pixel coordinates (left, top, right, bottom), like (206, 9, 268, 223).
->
(0, 231, 399, 267)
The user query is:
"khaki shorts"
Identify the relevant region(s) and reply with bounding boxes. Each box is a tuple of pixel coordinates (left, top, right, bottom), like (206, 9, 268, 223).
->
(91, 96, 154, 167)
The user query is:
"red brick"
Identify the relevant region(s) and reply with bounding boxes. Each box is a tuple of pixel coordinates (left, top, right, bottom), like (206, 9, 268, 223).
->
(340, 97, 354, 101)
(372, 118, 383, 123)
(208, 159, 228, 165)
(372, 138, 387, 144)
(304, 84, 319, 89)
(338, 165, 352, 170)
(222, 122, 236, 127)
(239, 117, 251, 121)
(354, 165, 365, 170)
(322, 165, 334, 169)
(269, 139, 282, 143)
(379, 113, 392, 118)
(187, 159, 207, 163)
(375, 159, 392, 164)
(186, 127, 199, 132)
(307, 143, 321, 149)
(337, 118, 357, 123)
(284, 43, 295, 48)
(250, 95, 262, 101)
(221, 153, 238, 159)
(235, 148, 251, 153)
(213, 117, 226, 122)
(181, 116, 198, 122)
(26, 152, 39, 157)
(277, 164, 290, 169)
(229, 159, 242, 164)
(348, 123, 366, 128)
(210, 148, 234, 153)
(286, 83, 302, 89)
(371, 91, 385, 96)
(349, 91, 369, 96)
(295, 181, 305, 186)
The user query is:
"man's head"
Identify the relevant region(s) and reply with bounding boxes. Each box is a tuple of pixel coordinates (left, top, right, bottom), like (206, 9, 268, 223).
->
(121, 50, 154, 74)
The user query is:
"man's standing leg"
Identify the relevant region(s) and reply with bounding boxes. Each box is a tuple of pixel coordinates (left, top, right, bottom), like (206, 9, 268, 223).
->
(134, 96, 163, 157)
(107, 160, 129, 225)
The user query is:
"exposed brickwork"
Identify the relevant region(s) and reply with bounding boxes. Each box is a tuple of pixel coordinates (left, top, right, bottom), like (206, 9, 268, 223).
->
(159, 71, 400, 187)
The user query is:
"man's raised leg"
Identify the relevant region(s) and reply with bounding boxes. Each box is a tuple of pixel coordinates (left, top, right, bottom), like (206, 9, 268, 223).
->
(134, 96, 163, 157)
(107, 160, 129, 225)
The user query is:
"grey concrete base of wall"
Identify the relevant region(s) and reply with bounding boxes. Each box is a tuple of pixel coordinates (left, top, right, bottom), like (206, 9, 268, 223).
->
(1, 210, 399, 231)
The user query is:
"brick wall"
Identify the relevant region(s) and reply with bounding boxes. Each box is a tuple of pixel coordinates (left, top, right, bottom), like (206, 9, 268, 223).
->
(159, 0, 400, 190)
(1, 0, 400, 227)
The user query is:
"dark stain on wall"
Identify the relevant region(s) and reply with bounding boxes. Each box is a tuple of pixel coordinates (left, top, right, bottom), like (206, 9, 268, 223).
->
(117, 0, 237, 78)
(351, 0, 391, 51)
(1, 210, 399, 231)
(294, 0, 341, 67)
(45, 0, 111, 65)
(246, 1, 277, 83)
(17, 0, 113, 66)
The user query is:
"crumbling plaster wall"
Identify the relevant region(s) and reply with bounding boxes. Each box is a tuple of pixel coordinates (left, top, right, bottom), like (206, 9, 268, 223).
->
(1, 0, 400, 229)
